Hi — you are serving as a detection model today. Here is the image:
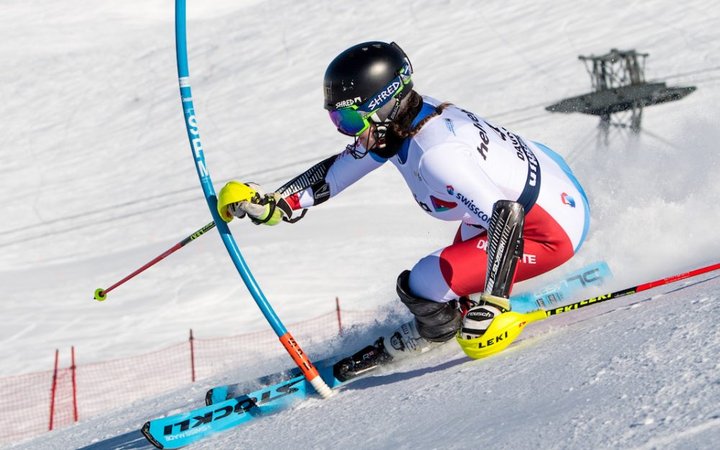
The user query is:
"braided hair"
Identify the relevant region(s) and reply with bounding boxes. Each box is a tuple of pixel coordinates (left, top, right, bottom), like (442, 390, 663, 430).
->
(376, 91, 452, 158)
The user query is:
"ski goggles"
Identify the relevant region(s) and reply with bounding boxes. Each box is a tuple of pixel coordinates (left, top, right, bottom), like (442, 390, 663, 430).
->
(328, 62, 413, 137)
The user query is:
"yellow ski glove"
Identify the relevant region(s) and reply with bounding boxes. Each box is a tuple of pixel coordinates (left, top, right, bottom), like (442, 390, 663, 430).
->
(217, 181, 291, 225)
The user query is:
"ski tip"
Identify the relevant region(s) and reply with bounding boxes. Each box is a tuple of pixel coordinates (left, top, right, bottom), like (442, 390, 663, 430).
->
(140, 421, 164, 449)
(205, 385, 230, 406)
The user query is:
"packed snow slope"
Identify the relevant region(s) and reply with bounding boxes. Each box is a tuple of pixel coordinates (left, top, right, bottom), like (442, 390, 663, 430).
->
(2, 0, 720, 447)
(21, 275, 720, 449)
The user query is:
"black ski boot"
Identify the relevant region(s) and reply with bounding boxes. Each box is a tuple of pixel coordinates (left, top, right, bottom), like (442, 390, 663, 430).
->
(333, 338, 393, 382)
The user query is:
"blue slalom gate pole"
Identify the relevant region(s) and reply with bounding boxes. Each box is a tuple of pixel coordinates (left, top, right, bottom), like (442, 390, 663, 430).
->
(174, 0, 332, 398)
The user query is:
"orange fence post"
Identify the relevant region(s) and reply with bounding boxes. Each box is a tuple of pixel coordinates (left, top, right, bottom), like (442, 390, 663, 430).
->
(189, 329, 196, 383)
(336, 297, 343, 336)
(71, 347, 78, 422)
(48, 349, 59, 431)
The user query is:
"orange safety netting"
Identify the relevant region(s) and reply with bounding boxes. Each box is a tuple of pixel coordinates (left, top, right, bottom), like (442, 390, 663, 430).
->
(0, 309, 375, 446)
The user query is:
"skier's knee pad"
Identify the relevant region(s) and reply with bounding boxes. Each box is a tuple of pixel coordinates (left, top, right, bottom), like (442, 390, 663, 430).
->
(396, 271, 461, 342)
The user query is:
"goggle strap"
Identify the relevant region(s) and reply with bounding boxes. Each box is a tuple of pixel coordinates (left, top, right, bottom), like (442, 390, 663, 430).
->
(388, 97, 402, 122)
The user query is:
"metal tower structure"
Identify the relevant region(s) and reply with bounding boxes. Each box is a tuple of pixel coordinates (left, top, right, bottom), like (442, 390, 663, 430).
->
(546, 49, 696, 146)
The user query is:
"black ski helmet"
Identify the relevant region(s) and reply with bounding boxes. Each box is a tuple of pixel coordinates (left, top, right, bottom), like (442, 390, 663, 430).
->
(323, 41, 414, 119)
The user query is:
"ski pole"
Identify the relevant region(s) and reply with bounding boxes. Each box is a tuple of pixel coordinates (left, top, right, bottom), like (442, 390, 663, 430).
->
(174, 0, 333, 399)
(94, 221, 216, 301)
(461, 261, 720, 359)
(542, 260, 720, 317)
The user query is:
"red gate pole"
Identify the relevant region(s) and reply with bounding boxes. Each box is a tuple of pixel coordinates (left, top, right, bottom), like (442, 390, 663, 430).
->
(48, 349, 59, 431)
(335, 296, 343, 336)
(71, 346, 78, 422)
(189, 329, 196, 383)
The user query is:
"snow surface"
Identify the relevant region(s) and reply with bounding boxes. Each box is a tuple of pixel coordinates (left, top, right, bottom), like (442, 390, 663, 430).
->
(2, 0, 719, 448)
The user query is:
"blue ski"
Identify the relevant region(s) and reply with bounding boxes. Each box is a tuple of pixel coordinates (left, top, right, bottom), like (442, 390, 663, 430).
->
(205, 356, 338, 406)
(511, 260, 612, 312)
(141, 365, 344, 449)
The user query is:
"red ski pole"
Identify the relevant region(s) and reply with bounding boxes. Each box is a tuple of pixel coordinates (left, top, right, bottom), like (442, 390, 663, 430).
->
(94, 221, 216, 301)
(543, 260, 720, 316)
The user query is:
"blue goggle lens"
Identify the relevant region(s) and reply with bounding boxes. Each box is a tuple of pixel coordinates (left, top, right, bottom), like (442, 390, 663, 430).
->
(328, 108, 370, 136)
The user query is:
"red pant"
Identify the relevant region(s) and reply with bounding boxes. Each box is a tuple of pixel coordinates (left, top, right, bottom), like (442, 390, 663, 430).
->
(408, 205, 575, 301)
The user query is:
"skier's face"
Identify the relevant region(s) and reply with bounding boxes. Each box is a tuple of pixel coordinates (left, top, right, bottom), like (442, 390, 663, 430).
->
(357, 125, 377, 150)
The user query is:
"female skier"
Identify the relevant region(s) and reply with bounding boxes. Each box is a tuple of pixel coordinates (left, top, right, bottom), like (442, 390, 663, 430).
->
(217, 41, 589, 376)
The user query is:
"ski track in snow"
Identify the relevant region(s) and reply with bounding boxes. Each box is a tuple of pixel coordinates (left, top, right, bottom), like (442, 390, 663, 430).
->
(2, 0, 720, 448)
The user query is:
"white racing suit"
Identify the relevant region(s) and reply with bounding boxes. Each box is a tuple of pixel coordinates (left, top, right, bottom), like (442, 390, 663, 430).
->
(283, 97, 590, 303)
